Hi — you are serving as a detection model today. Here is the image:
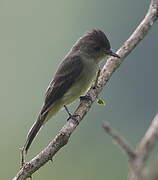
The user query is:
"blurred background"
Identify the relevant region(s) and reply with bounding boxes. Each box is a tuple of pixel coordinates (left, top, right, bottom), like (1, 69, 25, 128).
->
(0, 0, 158, 179)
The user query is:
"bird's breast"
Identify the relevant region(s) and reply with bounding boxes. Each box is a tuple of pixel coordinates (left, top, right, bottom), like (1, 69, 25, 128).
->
(62, 59, 98, 105)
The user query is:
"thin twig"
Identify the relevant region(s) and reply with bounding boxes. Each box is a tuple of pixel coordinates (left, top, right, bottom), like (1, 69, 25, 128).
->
(12, 0, 158, 179)
(137, 114, 158, 161)
(129, 114, 158, 180)
(103, 122, 136, 159)
(103, 113, 158, 180)
(103, 114, 158, 180)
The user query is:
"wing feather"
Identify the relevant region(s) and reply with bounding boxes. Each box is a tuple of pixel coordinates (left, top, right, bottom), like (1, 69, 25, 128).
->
(41, 55, 83, 115)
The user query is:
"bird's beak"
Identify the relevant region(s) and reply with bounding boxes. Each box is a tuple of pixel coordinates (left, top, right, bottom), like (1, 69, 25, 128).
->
(105, 49, 120, 58)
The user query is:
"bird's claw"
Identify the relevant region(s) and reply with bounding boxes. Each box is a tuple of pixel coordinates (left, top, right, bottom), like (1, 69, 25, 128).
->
(80, 95, 92, 102)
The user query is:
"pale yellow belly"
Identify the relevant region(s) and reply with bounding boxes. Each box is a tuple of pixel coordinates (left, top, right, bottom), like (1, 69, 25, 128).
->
(61, 66, 98, 105)
(45, 75, 95, 121)
(46, 60, 98, 121)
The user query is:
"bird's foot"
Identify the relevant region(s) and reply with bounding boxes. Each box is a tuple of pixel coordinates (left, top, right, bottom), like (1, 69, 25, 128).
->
(67, 114, 80, 124)
(64, 105, 80, 124)
(80, 95, 92, 102)
(20, 147, 26, 168)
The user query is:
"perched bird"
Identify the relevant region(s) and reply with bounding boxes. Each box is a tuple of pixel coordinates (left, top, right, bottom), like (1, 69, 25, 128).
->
(22, 29, 120, 155)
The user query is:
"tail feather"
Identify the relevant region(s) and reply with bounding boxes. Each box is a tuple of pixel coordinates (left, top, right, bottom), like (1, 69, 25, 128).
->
(23, 114, 46, 154)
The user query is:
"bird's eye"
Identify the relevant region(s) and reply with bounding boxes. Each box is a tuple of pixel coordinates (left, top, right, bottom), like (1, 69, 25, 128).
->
(94, 46, 101, 51)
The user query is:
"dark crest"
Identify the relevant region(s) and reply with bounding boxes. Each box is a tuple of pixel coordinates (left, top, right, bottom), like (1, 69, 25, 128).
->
(83, 29, 111, 50)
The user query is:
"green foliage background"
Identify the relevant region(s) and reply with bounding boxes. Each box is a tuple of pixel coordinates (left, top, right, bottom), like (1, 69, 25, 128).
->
(0, 0, 158, 179)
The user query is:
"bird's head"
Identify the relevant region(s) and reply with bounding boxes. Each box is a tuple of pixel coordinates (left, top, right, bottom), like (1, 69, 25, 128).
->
(72, 29, 120, 61)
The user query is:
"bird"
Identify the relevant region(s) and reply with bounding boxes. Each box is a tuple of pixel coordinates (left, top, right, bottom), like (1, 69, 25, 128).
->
(22, 29, 120, 156)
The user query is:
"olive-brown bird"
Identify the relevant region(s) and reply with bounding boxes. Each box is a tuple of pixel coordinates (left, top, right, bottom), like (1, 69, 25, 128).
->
(22, 29, 120, 154)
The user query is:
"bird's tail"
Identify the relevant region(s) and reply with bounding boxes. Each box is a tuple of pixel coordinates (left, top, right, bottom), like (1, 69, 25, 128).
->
(23, 113, 47, 154)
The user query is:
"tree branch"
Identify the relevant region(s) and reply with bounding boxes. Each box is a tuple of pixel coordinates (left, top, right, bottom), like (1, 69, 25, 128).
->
(103, 122, 136, 159)
(103, 114, 158, 180)
(12, 0, 158, 179)
(129, 114, 158, 180)
(137, 114, 158, 161)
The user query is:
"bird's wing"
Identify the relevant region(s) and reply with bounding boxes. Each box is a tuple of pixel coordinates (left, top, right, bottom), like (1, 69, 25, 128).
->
(40, 55, 83, 115)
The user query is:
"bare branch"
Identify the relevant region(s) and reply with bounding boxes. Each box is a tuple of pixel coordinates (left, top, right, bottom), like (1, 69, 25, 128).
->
(103, 115, 158, 180)
(137, 114, 158, 161)
(12, 0, 158, 179)
(103, 122, 136, 159)
(128, 114, 158, 180)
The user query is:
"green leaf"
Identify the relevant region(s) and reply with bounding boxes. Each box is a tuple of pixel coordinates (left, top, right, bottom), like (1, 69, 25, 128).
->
(97, 99, 106, 106)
